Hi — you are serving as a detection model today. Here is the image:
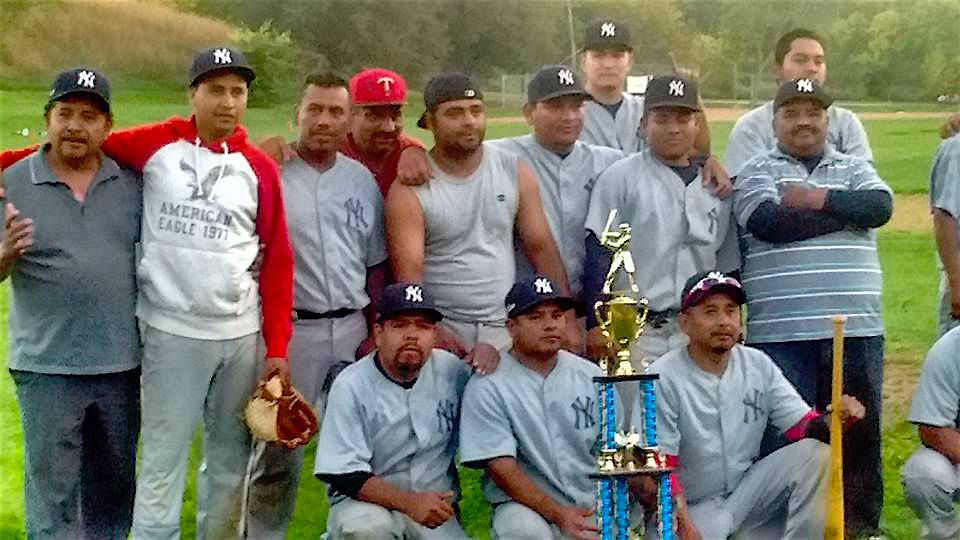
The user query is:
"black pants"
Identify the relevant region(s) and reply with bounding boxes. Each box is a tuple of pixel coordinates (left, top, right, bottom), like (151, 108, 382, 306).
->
(755, 336, 885, 535)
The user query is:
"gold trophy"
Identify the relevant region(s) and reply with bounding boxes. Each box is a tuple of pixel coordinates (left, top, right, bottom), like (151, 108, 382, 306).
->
(593, 209, 649, 376)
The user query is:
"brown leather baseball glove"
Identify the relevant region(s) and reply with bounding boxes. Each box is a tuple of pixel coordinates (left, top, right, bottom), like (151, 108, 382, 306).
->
(245, 374, 319, 449)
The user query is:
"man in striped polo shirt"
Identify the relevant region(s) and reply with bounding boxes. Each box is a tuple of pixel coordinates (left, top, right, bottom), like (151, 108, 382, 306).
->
(732, 78, 893, 537)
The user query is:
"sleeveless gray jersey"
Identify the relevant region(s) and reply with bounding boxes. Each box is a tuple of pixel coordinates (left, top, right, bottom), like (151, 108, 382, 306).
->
(488, 136, 623, 298)
(413, 143, 519, 322)
(580, 92, 646, 154)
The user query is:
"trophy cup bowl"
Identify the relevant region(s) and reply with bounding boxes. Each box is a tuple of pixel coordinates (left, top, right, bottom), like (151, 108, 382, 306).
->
(595, 294, 649, 376)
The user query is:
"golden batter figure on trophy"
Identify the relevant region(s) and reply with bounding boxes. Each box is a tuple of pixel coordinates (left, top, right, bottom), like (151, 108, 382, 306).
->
(593, 209, 650, 376)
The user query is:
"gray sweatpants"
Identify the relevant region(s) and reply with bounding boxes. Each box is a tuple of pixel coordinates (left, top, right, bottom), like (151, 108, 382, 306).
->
(326, 500, 468, 539)
(442, 318, 511, 349)
(490, 502, 563, 539)
(901, 446, 960, 540)
(130, 325, 259, 540)
(243, 312, 367, 539)
(12, 369, 140, 540)
(682, 438, 830, 540)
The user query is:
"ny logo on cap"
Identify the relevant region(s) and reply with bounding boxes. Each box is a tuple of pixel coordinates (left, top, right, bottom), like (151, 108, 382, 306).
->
(600, 22, 616, 37)
(707, 271, 724, 280)
(796, 79, 814, 93)
(213, 48, 232, 65)
(405, 285, 423, 303)
(464, 89, 476, 98)
(534, 278, 553, 294)
(668, 80, 685, 97)
(76, 70, 96, 89)
(557, 69, 575, 86)
(377, 76, 394, 95)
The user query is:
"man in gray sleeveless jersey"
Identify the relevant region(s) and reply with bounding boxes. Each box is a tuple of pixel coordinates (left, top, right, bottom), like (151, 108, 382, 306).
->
(386, 72, 571, 373)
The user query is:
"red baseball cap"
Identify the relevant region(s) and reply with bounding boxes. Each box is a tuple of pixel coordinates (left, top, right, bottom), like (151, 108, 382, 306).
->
(350, 68, 407, 106)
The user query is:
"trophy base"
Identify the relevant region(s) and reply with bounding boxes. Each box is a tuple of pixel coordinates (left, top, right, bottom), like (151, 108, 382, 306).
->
(589, 466, 675, 479)
(593, 373, 659, 383)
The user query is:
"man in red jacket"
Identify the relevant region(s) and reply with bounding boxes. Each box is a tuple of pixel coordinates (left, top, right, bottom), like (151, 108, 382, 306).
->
(0, 47, 294, 539)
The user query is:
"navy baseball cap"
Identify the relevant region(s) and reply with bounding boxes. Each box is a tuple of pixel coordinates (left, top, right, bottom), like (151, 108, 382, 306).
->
(505, 275, 575, 319)
(377, 282, 443, 323)
(527, 65, 589, 104)
(774, 78, 833, 112)
(417, 72, 483, 129)
(583, 19, 632, 51)
(47, 67, 111, 113)
(680, 271, 747, 312)
(189, 47, 256, 87)
(643, 75, 700, 113)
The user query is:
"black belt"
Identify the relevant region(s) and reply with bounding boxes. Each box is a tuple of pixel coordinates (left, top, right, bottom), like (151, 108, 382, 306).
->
(293, 308, 357, 321)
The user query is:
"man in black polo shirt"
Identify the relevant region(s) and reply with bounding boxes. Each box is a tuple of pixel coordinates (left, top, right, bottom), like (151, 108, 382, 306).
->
(1, 68, 141, 539)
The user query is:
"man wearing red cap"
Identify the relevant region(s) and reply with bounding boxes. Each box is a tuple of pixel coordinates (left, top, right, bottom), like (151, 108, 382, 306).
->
(341, 68, 430, 195)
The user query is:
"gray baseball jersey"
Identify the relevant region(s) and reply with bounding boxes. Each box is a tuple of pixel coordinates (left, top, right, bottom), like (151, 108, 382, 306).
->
(724, 101, 873, 177)
(460, 350, 617, 508)
(584, 150, 739, 312)
(580, 92, 646, 154)
(282, 153, 386, 312)
(412, 143, 519, 323)
(908, 326, 960, 428)
(314, 350, 472, 505)
(638, 344, 811, 504)
(488, 136, 623, 297)
(931, 134, 960, 268)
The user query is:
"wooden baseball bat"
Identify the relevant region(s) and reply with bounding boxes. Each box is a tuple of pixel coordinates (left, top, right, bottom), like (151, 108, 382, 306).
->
(825, 315, 846, 540)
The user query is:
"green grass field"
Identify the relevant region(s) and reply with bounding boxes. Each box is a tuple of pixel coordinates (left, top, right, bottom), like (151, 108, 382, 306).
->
(0, 88, 953, 538)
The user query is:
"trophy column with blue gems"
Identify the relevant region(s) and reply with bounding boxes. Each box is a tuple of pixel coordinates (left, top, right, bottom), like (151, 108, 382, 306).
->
(590, 209, 674, 540)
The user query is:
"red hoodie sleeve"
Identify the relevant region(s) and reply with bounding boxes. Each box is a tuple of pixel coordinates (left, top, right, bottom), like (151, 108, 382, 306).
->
(101, 119, 181, 172)
(1, 146, 40, 170)
(244, 147, 293, 358)
(397, 133, 424, 151)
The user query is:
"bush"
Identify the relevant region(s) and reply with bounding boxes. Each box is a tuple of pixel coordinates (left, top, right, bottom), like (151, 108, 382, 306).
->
(231, 22, 299, 108)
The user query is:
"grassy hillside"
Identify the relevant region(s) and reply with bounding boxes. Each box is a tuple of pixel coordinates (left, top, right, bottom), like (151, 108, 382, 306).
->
(0, 0, 233, 88)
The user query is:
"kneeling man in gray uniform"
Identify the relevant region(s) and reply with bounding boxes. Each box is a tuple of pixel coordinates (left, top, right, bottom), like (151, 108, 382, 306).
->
(460, 275, 613, 539)
(314, 282, 472, 539)
(901, 327, 960, 540)
(636, 271, 864, 540)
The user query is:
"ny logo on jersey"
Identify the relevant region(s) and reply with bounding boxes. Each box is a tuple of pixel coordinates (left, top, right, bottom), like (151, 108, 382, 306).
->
(742, 388, 764, 423)
(405, 285, 423, 303)
(344, 198, 368, 230)
(600, 22, 616, 37)
(557, 69, 575, 86)
(707, 207, 719, 234)
(213, 48, 232, 64)
(76, 71, 96, 89)
(534, 278, 553, 294)
(668, 80, 685, 97)
(796, 79, 814, 93)
(570, 396, 596, 429)
(377, 76, 394, 95)
(436, 399, 457, 433)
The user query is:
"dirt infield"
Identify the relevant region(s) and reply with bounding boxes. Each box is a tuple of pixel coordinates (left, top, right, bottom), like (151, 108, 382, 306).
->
(488, 108, 948, 124)
(887, 194, 931, 233)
